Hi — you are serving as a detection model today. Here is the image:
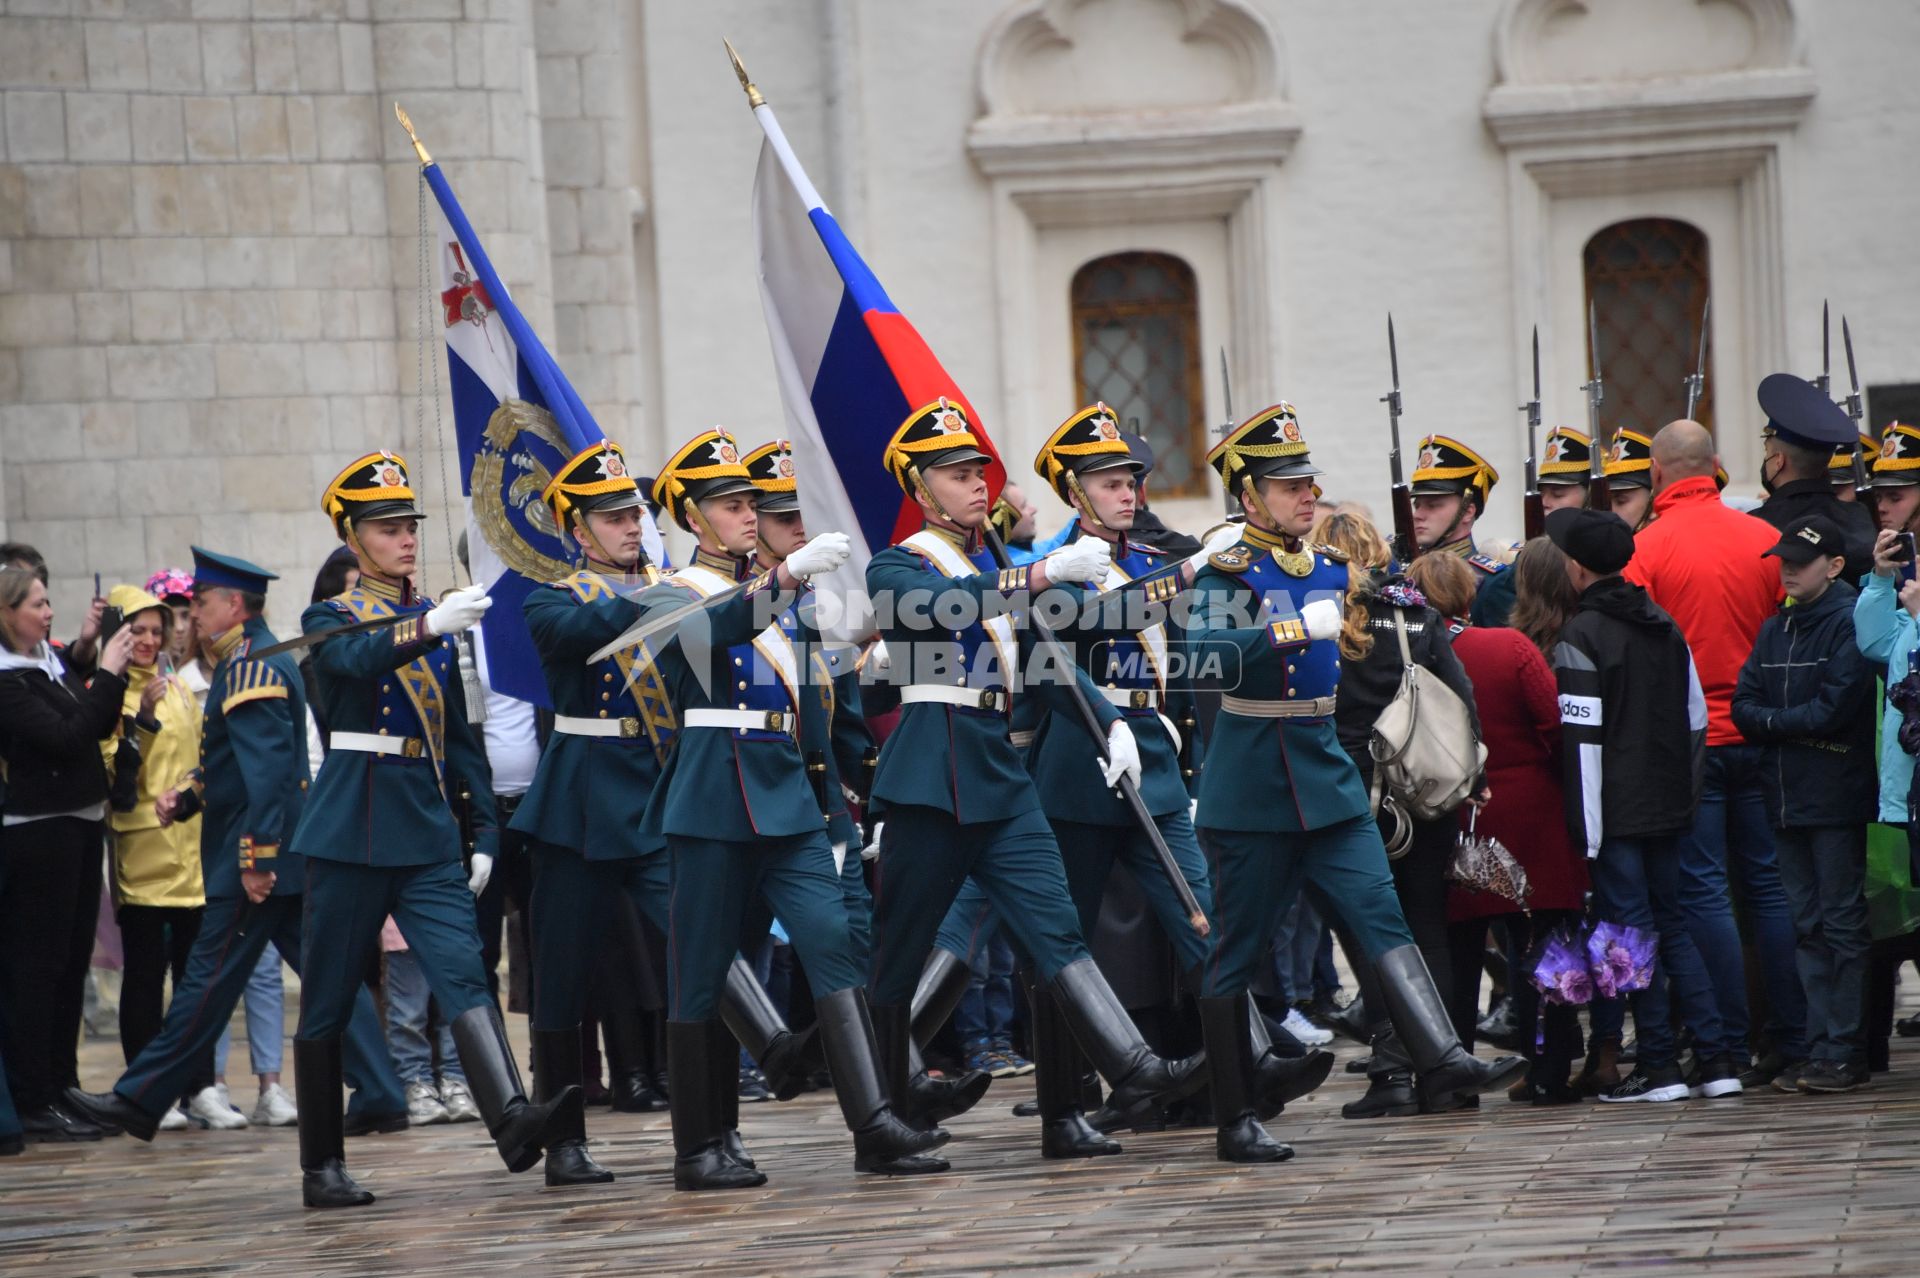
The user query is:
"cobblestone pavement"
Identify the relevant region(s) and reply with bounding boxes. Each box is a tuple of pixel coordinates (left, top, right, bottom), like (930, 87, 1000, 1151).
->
(4, 1011, 1919, 1277)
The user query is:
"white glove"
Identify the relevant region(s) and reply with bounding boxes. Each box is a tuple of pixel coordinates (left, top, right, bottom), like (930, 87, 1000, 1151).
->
(786, 532, 852, 582)
(467, 852, 493, 897)
(861, 820, 885, 862)
(1302, 598, 1342, 642)
(426, 583, 492, 637)
(1044, 537, 1111, 587)
(831, 842, 848, 875)
(867, 637, 892, 674)
(1100, 720, 1142, 791)
(1186, 523, 1243, 572)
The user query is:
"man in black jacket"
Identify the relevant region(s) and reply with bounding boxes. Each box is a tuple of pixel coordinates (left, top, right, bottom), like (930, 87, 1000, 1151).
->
(1546, 508, 1731, 1103)
(1731, 516, 1879, 1094)
(1752, 373, 1876, 586)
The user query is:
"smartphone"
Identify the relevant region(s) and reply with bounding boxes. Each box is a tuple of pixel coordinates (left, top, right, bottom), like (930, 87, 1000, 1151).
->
(1901, 532, 1919, 588)
(98, 605, 125, 647)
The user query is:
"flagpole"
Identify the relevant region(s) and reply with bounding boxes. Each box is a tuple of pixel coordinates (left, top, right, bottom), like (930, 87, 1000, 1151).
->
(726, 39, 825, 211)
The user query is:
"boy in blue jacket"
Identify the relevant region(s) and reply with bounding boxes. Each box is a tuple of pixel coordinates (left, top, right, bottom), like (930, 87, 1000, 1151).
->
(1732, 515, 1879, 1094)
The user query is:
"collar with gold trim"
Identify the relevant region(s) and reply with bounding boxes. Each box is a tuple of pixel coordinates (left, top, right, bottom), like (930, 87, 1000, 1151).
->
(355, 572, 417, 606)
(691, 546, 754, 582)
(209, 624, 248, 662)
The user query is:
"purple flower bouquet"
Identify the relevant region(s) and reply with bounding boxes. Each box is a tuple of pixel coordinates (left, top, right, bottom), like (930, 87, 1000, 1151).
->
(1585, 921, 1656, 999)
(1531, 930, 1593, 1006)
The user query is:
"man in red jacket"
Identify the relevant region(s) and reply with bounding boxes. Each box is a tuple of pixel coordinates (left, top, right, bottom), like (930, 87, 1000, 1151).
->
(1624, 419, 1805, 1089)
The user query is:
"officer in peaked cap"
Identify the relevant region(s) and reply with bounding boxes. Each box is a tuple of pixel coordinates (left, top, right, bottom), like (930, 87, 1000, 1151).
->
(65, 548, 408, 1171)
(1538, 426, 1596, 515)
(1831, 432, 1880, 503)
(1410, 434, 1514, 625)
(1186, 405, 1522, 1164)
(284, 450, 582, 1206)
(1752, 373, 1876, 584)
(632, 428, 942, 1188)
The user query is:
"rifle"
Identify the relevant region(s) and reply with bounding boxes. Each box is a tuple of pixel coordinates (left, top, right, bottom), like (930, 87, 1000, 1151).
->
(1218, 348, 1239, 520)
(1842, 315, 1871, 499)
(1521, 325, 1544, 540)
(1684, 296, 1711, 422)
(1582, 300, 1610, 512)
(1382, 315, 1420, 563)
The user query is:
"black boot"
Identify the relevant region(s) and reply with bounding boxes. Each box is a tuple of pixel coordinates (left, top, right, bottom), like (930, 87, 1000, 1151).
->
(450, 1004, 580, 1174)
(60, 1087, 158, 1143)
(531, 1027, 614, 1187)
(722, 958, 813, 1102)
(294, 1037, 374, 1209)
(875, 997, 988, 1127)
(1049, 959, 1205, 1118)
(1375, 945, 1525, 1102)
(1248, 1003, 1335, 1120)
(1023, 972, 1120, 1159)
(1199, 996, 1293, 1164)
(666, 1020, 765, 1190)
(710, 1019, 756, 1171)
(602, 1001, 665, 1113)
(1342, 1023, 1419, 1119)
(1322, 994, 1370, 1044)
(905, 949, 992, 1123)
(817, 988, 949, 1174)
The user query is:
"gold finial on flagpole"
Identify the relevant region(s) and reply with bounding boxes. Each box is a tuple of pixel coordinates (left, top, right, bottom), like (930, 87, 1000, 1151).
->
(723, 38, 765, 108)
(393, 102, 432, 165)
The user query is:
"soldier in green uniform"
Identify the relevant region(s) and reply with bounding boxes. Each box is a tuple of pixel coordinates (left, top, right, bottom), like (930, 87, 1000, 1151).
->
(635, 428, 942, 1189)
(289, 451, 577, 1207)
(1190, 406, 1524, 1164)
(1539, 426, 1595, 514)
(1409, 434, 1513, 626)
(510, 438, 813, 1188)
(63, 549, 406, 1160)
(861, 399, 1206, 1162)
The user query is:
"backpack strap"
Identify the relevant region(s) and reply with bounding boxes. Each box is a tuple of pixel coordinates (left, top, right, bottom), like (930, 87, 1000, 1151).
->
(1391, 606, 1414, 667)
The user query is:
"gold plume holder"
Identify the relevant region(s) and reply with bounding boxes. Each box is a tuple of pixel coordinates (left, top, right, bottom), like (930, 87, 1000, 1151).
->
(723, 38, 765, 108)
(393, 101, 432, 165)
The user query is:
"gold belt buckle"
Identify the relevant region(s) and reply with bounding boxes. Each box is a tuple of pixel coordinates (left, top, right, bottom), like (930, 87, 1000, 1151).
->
(976, 689, 1000, 712)
(402, 738, 424, 759)
(763, 711, 788, 733)
(620, 717, 641, 739)
(1129, 689, 1149, 710)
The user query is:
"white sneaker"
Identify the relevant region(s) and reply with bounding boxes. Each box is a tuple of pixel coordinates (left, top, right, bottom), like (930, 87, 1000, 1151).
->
(406, 1079, 450, 1125)
(439, 1079, 480, 1123)
(158, 1105, 190, 1131)
(1283, 1007, 1335, 1047)
(188, 1085, 250, 1129)
(251, 1082, 298, 1126)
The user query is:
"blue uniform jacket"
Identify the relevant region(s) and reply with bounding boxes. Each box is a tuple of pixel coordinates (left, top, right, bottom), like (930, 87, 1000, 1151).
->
(510, 569, 674, 858)
(196, 616, 309, 900)
(290, 578, 498, 867)
(1188, 526, 1370, 833)
(865, 525, 1120, 826)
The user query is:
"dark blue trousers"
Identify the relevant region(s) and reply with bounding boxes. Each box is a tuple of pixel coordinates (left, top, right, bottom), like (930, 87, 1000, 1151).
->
(529, 843, 670, 1031)
(297, 859, 492, 1041)
(116, 893, 403, 1118)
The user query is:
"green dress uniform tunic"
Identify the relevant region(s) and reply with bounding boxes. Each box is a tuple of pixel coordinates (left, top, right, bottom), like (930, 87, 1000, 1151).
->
(291, 576, 502, 1039)
(1186, 524, 1416, 998)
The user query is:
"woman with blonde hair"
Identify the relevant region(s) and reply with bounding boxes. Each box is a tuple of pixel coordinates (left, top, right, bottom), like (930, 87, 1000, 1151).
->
(1309, 511, 1487, 1118)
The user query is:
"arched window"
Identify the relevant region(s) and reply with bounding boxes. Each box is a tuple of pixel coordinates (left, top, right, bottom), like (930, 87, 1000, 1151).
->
(1582, 218, 1713, 435)
(1070, 252, 1205, 497)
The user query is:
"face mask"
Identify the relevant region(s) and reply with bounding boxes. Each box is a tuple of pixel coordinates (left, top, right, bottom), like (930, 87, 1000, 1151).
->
(1760, 451, 1784, 496)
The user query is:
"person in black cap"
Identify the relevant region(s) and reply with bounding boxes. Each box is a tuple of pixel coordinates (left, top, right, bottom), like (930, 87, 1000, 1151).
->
(1545, 507, 1732, 1104)
(1732, 515, 1877, 1093)
(1119, 430, 1202, 556)
(1752, 373, 1876, 583)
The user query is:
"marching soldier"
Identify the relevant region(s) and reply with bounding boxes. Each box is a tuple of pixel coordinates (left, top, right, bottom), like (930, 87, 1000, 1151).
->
(1189, 406, 1523, 1164)
(635, 428, 942, 1188)
(1407, 435, 1513, 625)
(1752, 373, 1877, 583)
(861, 399, 1207, 1164)
(1538, 426, 1595, 514)
(1832, 432, 1880, 503)
(64, 548, 406, 1161)
(510, 438, 812, 1188)
(287, 451, 576, 1207)
(1603, 430, 1655, 532)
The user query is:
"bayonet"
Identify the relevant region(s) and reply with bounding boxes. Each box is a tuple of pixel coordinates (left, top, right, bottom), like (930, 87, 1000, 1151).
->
(1814, 300, 1831, 395)
(1583, 300, 1610, 510)
(1843, 315, 1870, 498)
(1684, 296, 1711, 421)
(1522, 325, 1543, 539)
(1383, 315, 1419, 562)
(1218, 348, 1237, 519)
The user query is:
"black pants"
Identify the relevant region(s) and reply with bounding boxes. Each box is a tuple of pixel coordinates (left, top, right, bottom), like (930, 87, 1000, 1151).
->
(1387, 811, 1455, 1012)
(1448, 909, 1584, 1077)
(474, 795, 532, 1006)
(0, 816, 104, 1109)
(116, 903, 213, 1100)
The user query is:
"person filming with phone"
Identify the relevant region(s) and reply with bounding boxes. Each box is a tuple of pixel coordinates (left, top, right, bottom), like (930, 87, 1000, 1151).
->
(1851, 424, 1920, 916)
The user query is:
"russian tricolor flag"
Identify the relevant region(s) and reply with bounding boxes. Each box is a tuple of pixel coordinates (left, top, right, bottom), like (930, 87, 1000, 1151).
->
(422, 160, 664, 705)
(751, 98, 1005, 641)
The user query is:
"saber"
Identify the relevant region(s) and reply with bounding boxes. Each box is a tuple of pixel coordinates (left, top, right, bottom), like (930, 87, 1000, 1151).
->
(1684, 296, 1711, 422)
(247, 611, 414, 661)
(1521, 325, 1543, 539)
(588, 576, 753, 665)
(1842, 315, 1871, 499)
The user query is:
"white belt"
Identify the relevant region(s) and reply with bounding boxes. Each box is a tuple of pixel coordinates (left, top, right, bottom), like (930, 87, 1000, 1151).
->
(553, 714, 645, 739)
(1220, 694, 1336, 719)
(683, 708, 796, 736)
(900, 685, 1009, 713)
(331, 731, 425, 758)
(1099, 686, 1159, 711)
